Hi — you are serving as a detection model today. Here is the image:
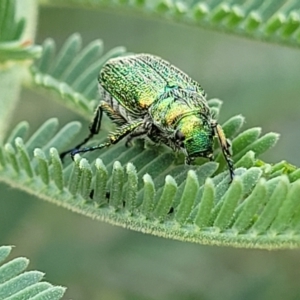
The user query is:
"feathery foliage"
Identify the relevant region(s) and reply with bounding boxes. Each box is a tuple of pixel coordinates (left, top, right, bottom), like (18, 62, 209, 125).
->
(1, 1, 300, 252)
(1, 0, 300, 298)
(0, 0, 40, 61)
(41, 0, 300, 49)
(0, 246, 65, 299)
(31, 33, 127, 118)
(1, 104, 300, 249)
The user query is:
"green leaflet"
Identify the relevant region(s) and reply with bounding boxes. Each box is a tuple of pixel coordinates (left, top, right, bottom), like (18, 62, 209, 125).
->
(0, 0, 41, 61)
(0, 246, 65, 299)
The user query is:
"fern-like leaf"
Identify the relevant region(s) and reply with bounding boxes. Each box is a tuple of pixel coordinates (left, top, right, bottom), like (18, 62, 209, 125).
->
(0, 0, 41, 61)
(1, 106, 299, 249)
(40, 0, 300, 49)
(0, 246, 65, 300)
(30, 33, 127, 118)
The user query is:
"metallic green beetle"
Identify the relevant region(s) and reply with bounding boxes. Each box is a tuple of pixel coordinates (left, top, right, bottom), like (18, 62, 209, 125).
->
(61, 54, 234, 180)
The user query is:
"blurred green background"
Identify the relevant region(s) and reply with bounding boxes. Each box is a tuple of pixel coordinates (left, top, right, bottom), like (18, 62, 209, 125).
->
(1, 5, 300, 300)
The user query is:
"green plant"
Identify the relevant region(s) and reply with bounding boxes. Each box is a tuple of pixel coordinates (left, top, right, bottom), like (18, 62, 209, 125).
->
(1, 0, 300, 297)
(0, 246, 65, 300)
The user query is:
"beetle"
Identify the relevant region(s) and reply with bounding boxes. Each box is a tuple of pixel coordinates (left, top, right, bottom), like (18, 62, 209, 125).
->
(60, 54, 234, 180)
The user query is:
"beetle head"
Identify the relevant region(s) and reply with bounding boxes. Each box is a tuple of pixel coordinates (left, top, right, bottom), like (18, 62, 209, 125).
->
(175, 115, 214, 162)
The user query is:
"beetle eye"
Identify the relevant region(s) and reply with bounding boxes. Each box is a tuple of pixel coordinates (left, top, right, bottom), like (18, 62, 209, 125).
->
(175, 130, 185, 142)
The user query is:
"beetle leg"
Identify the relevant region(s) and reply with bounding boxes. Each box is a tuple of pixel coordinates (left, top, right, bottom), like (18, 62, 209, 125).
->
(70, 120, 144, 159)
(60, 104, 103, 160)
(212, 121, 235, 182)
(60, 100, 129, 160)
(125, 127, 148, 147)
